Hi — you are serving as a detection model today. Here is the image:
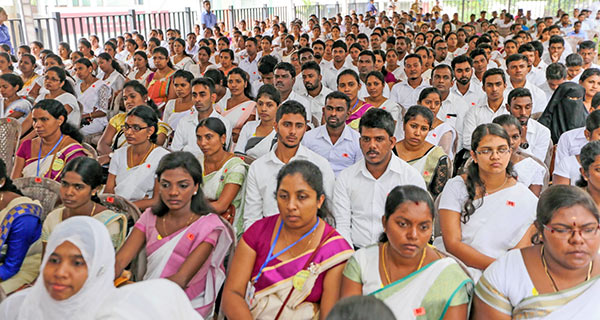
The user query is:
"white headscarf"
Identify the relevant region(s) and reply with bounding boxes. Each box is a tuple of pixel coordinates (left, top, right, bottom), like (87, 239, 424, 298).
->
(0, 216, 116, 320)
(94, 279, 203, 320)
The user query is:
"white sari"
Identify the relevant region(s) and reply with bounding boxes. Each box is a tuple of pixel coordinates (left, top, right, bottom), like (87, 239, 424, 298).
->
(434, 177, 538, 280)
(109, 146, 170, 201)
(172, 56, 195, 71)
(76, 79, 111, 135)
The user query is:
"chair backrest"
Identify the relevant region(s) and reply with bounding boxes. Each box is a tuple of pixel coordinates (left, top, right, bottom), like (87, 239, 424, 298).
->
(98, 193, 141, 227)
(82, 142, 98, 160)
(234, 153, 256, 166)
(0, 118, 21, 175)
(13, 177, 61, 221)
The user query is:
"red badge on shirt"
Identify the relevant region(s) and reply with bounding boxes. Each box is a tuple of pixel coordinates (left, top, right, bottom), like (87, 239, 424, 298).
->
(381, 106, 386, 110)
(446, 114, 451, 119)
(8, 109, 13, 113)
(34, 177, 42, 183)
(506, 200, 515, 207)
(424, 171, 430, 176)
(471, 102, 476, 106)
(342, 153, 349, 158)
(432, 133, 437, 138)
(242, 108, 246, 111)
(187, 233, 195, 241)
(92, 84, 95, 88)
(147, 164, 151, 168)
(413, 307, 426, 316)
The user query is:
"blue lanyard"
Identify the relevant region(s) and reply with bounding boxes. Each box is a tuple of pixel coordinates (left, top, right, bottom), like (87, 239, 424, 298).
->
(350, 99, 359, 112)
(36, 135, 63, 177)
(254, 218, 320, 284)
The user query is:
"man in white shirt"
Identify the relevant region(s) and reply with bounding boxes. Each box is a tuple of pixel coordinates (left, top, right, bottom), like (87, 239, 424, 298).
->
(357, 50, 390, 99)
(578, 41, 600, 70)
(171, 78, 232, 156)
(450, 55, 486, 108)
(432, 64, 469, 148)
(462, 68, 509, 150)
(303, 91, 362, 176)
(243, 101, 335, 229)
(274, 62, 312, 124)
(324, 40, 358, 82)
(390, 53, 429, 110)
(470, 48, 488, 88)
(433, 40, 451, 65)
(297, 61, 333, 124)
(539, 62, 567, 104)
(506, 87, 551, 161)
(542, 35, 568, 65)
(520, 42, 547, 87)
(238, 37, 260, 83)
(333, 108, 426, 248)
(505, 53, 548, 114)
(294, 47, 336, 91)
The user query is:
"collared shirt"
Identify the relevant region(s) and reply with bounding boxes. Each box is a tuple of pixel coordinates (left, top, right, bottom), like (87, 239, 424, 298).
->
(567, 30, 588, 40)
(521, 118, 551, 161)
(302, 125, 362, 176)
(437, 92, 470, 149)
(238, 55, 260, 82)
(390, 78, 428, 109)
(527, 60, 548, 87)
(201, 11, 217, 29)
(450, 82, 485, 109)
(170, 109, 232, 156)
(0, 24, 12, 54)
(295, 84, 333, 123)
(243, 144, 335, 230)
(506, 80, 548, 114)
(555, 127, 587, 164)
(333, 155, 426, 248)
(281, 91, 313, 122)
(462, 100, 509, 149)
(186, 44, 199, 57)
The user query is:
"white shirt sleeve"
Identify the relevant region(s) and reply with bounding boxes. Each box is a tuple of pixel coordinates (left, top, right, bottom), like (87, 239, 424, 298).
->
(332, 171, 353, 247)
(438, 177, 467, 213)
(242, 162, 264, 230)
(461, 107, 478, 150)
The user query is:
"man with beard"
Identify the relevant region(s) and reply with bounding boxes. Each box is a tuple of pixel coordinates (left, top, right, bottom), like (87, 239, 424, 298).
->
(357, 50, 390, 99)
(327, 40, 358, 79)
(273, 62, 312, 123)
(506, 88, 551, 161)
(242, 100, 335, 229)
(431, 64, 469, 148)
(390, 53, 428, 111)
(294, 47, 337, 91)
(462, 68, 509, 149)
(298, 61, 333, 125)
(332, 108, 425, 248)
(239, 37, 260, 82)
(171, 78, 232, 156)
(470, 48, 488, 88)
(302, 91, 362, 176)
(450, 55, 485, 109)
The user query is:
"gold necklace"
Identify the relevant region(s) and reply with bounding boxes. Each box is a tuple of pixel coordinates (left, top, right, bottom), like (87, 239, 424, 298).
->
(484, 175, 509, 196)
(381, 242, 427, 285)
(158, 214, 196, 240)
(127, 143, 155, 170)
(89, 202, 97, 216)
(541, 245, 593, 292)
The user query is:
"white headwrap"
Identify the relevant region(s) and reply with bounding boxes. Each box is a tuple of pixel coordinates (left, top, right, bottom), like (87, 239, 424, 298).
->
(94, 279, 204, 320)
(0, 216, 116, 320)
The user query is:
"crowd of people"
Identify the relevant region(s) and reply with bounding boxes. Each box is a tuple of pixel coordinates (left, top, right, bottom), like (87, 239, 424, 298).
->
(0, 1, 599, 318)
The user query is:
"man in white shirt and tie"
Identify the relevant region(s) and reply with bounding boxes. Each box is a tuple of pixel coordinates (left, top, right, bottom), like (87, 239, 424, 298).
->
(243, 101, 335, 230)
(333, 108, 426, 248)
(171, 78, 232, 156)
(303, 91, 362, 176)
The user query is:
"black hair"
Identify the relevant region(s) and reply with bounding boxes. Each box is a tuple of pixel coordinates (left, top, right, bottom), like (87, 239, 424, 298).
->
(97, 52, 124, 75)
(191, 77, 216, 95)
(507, 87, 532, 105)
(566, 53, 584, 67)
(535, 185, 599, 242)
(578, 40, 596, 52)
(126, 105, 159, 143)
(78, 38, 94, 56)
(152, 47, 174, 69)
(173, 38, 192, 59)
(332, 40, 347, 52)
(593, 92, 600, 110)
(403, 105, 434, 128)
(580, 68, 600, 83)
(33, 99, 83, 143)
(274, 62, 296, 79)
(276, 100, 307, 122)
(276, 160, 333, 223)
(152, 152, 213, 217)
(432, 63, 454, 79)
(482, 68, 506, 86)
(451, 54, 473, 70)
(204, 69, 225, 86)
(337, 69, 360, 85)
(227, 67, 253, 99)
(172, 69, 194, 84)
(0, 73, 23, 91)
(219, 48, 234, 61)
(586, 110, 600, 134)
(492, 114, 522, 132)
(549, 35, 565, 46)
(469, 48, 487, 61)
(0, 158, 22, 195)
(45, 66, 75, 95)
(546, 62, 567, 80)
(404, 53, 423, 65)
(133, 50, 151, 69)
(359, 107, 395, 137)
(463, 123, 514, 222)
(325, 91, 351, 110)
(256, 84, 281, 106)
(122, 80, 159, 111)
(218, 36, 230, 46)
(74, 57, 94, 70)
(196, 117, 227, 150)
(378, 185, 435, 243)
(258, 55, 278, 75)
(0, 52, 13, 71)
(577, 140, 600, 187)
(418, 86, 442, 104)
(366, 70, 385, 86)
(60, 157, 104, 203)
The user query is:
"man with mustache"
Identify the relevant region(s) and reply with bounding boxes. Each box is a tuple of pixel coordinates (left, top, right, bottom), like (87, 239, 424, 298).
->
(298, 61, 333, 125)
(432, 64, 469, 149)
(390, 53, 429, 111)
(333, 108, 426, 249)
(242, 100, 335, 230)
(506, 87, 551, 162)
(450, 55, 485, 109)
(302, 91, 362, 176)
(273, 62, 312, 124)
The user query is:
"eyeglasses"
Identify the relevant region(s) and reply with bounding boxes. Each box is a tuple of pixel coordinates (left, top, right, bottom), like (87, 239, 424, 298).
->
(543, 224, 600, 240)
(45, 77, 61, 82)
(474, 147, 511, 157)
(121, 124, 149, 132)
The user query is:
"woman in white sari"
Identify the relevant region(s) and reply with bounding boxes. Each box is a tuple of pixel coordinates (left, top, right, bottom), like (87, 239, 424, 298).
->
(17, 54, 40, 97)
(73, 58, 111, 135)
(216, 68, 256, 143)
(0, 216, 117, 320)
(171, 39, 195, 71)
(126, 51, 152, 84)
(196, 118, 248, 236)
(473, 185, 600, 319)
(115, 152, 233, 318)
(0, 74, 33, 121)
(29, 66, 80, 128)
(234, 84, 279, 159)
(342, 185, 472, 319)
(97, 53, 125, 95)
(162, 70, 195, 132)
(104, 106, 170, 210)
(418, 87, 457, 159)
(434, 123, 538, 281)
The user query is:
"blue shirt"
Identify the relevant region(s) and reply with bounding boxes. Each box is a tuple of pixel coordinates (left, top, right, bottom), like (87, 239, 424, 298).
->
(302, 125, 363, 176)
(0, 24, 12, 54)
(366, 3, 377, 14)
(201, 11, 217, 29)
(0, 215, 41, 281)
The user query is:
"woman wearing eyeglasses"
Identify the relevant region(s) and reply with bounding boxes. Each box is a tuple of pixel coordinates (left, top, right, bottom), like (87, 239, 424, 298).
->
(472, 185, 600, 319)
(433, 123, 538, 281)
(104, 106, 170, 210)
